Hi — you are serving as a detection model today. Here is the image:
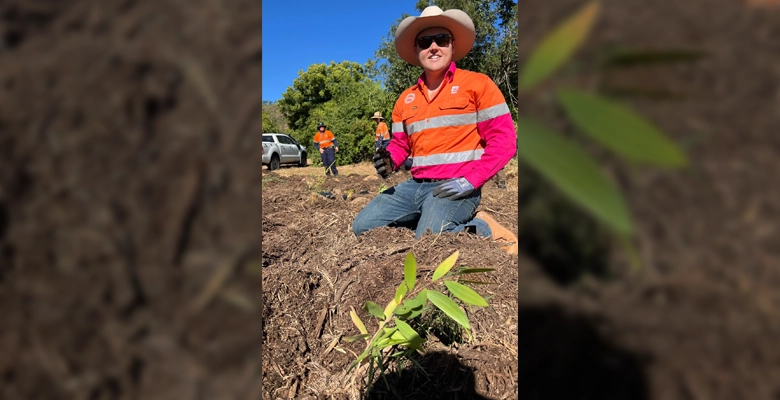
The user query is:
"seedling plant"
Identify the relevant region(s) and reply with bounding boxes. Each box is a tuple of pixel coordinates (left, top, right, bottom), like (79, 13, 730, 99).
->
(344, 251, 494, 389)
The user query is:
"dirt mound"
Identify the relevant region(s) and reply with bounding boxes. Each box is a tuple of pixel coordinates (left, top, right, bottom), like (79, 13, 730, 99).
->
(261, 171, 520, 399)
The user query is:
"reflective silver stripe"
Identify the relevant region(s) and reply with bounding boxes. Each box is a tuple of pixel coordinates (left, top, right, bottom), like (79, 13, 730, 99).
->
(392, 122, 404, 132)
(406, 113, 477, 136)
(476, 103, 511, 123)
(319, 138, 333, 144)
(411, 149, 484, 167)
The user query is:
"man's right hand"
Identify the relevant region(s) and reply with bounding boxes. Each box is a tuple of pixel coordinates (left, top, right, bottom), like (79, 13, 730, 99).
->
(320, 148, 324, 154)
(373, 150, 393, 179)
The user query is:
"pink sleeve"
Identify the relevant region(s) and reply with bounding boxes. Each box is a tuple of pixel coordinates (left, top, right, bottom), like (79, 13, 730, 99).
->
(463, 114, 517, 189)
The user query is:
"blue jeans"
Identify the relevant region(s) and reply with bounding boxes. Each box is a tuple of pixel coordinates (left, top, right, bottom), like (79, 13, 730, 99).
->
(321, 147, 338, 176)
(352, 179, 492, 239)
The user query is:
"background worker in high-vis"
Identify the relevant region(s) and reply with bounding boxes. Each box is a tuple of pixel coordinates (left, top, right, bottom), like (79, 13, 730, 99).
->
(372, 111, 391, 150)
(313, 122, 339, 177)
(352, 6, 518, 254)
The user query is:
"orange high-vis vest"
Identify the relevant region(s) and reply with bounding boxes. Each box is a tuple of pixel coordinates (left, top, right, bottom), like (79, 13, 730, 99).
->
(313, 130, 335, 149)
(386, 62, 516, 189)
(375, 121, 390, 141)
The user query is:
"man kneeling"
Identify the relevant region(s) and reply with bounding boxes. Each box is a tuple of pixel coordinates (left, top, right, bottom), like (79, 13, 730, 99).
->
(352, 6, 518, 255)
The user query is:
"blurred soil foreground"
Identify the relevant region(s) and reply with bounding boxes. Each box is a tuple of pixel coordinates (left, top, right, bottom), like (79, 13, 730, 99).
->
(1, 0, 780, 400)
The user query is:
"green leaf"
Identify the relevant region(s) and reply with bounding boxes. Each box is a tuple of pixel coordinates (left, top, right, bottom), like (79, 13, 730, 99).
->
(378, 327, 397, 342)
(383, 298, 398, 320)
(520, 1, 600, 90)
(395, 301, 422, 316)
(427, 291, 470, 330)
(557, 88, 687, 167)
(345, 349, 370, 376)
(390, 330, 406, 341)
(395, 320, 423, 343)
(396, 289, 429, 319)
(343, 334, 371, 343)
(444, 281, 488, 307)
(432, 251, 459, 281)
(458, 280, 494, 285)
(364, 301, 385, 320)
(517, 119, 633, 235)
(414, 289, 428, 303)
(376, 329, 413, 349)
(404, 308, 425, 321)
(349, 307, 368, 335)
(403, 252, 417, 293)
(395, 290, 428, 315)
(455, 268, 496, 275)
(394, 282, 408, 306)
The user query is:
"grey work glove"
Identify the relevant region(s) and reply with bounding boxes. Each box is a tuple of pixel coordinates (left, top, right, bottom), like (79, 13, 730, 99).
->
(372, 149, 394, 179)
(433, 177, 475, 200)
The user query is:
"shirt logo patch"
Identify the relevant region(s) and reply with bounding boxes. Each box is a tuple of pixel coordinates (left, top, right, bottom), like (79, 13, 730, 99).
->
(451, 86, 459, 94)
(412, 106, 417, 110)
(404, 93, 416, 104)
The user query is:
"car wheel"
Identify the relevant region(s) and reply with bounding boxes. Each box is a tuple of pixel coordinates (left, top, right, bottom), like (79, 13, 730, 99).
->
(297, 153, 307, 167)
(269, 154, 280, 170)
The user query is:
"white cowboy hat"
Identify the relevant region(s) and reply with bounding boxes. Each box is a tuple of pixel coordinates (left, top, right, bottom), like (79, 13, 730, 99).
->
(394, 6, 475, 67)
(371, 112, 384, 120)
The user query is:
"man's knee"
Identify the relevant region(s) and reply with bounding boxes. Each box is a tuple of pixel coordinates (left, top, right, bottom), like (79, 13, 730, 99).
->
(352, 212, 370, 236)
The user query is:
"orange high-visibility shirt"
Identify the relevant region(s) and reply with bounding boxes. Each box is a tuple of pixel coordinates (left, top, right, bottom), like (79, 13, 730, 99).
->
(386, 62, 516, 189)
(313, 130, 336, 149)
(375, 121, 390, 141)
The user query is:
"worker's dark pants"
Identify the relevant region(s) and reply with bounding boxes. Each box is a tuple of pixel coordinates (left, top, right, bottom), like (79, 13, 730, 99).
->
(376, 138, 391, 150)
(321, 147, 338, 176)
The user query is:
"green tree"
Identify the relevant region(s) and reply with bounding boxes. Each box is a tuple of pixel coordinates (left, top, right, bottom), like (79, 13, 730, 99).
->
(278, 61, 371, 132)
(278, 61, 396, 165)
(370, 0, 518, 118)
(261, 109, 281, 133)
(262, 101, 288, 132)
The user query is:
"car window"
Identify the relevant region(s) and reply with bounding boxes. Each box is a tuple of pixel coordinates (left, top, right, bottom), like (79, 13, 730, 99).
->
(262, 136, 273, 143)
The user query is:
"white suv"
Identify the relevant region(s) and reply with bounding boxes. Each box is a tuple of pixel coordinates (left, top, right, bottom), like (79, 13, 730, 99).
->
(262, 133, 308, 170)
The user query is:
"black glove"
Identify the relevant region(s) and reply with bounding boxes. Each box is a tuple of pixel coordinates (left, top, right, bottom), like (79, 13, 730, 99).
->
(433, 177, 475, 200)
(373, 149, 394, 179)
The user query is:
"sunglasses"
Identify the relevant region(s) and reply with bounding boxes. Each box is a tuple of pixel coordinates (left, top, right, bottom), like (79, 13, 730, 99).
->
(415, 34, 452, 50)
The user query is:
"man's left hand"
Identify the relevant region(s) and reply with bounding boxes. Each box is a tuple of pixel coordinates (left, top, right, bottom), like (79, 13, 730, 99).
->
(335, 147, 339, 152)
(433, 178, 475, 200)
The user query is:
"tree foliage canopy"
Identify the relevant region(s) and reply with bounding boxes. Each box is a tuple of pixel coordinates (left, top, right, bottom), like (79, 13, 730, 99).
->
(262, 110, 281, 133)
(278, 61, 396, 165)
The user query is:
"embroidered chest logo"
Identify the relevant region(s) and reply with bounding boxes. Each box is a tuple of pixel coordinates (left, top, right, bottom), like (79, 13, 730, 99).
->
(451, 86, 459, 94)
(404, 93, 416, 104)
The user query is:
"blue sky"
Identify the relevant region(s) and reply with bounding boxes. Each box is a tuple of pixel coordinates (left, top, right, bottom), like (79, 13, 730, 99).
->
(262, 1, 421, 102)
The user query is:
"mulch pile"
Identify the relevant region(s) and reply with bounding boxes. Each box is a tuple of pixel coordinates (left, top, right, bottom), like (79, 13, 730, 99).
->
(261, 170, 519, 399)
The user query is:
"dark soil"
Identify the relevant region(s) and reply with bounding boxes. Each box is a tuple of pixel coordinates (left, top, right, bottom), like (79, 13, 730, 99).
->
(1, 0, 780, 399)
(1, 0, 265, 399)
